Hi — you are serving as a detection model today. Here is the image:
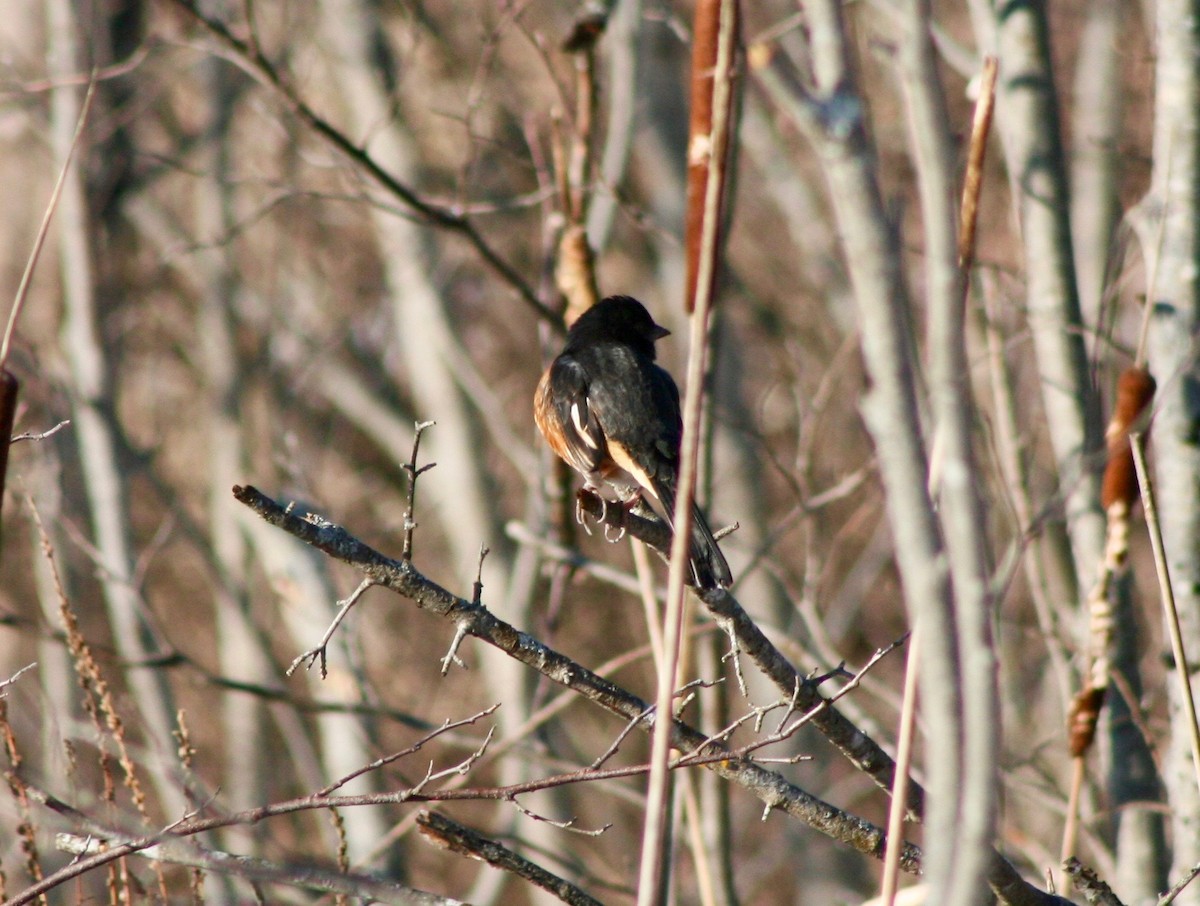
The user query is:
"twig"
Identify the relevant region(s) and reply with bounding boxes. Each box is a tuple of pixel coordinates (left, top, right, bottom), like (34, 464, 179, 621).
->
(437, 546, 490, 673)
(318, 706, 500, 796)
(2, 81, 96, 368)
(407, 728, 496, 795)
(0, 662, 37, 696)
(287, 578, 377, 679)
(770, 636, 908, 739)
(403, 421, 437, 562)
(10, 420, 71, 443)
(591, 708, 654, 769)
(718, 619, 748, 698)
(507, 796, 611, 836)
(1130, 433, 1200, 791)
(439, 623, 470, 676)
(1159, 861, 1200, 906)
(881, 630, 920, 905)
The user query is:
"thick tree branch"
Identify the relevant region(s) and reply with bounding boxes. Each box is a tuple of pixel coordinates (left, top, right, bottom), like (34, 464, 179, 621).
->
(230, 483, 922, 873)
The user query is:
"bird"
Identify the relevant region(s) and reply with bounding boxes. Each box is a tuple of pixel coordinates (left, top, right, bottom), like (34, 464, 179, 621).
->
(534, 295, 733, 590)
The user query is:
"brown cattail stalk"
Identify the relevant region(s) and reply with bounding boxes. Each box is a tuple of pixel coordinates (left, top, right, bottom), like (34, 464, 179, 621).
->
(683, 0, 738, 313)
(1101, 367, 1157, 509)
(1062, 367, 1156, 862)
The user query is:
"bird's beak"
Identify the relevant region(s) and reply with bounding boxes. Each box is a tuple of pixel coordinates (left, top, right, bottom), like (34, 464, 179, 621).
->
(652, 325, 671, 340)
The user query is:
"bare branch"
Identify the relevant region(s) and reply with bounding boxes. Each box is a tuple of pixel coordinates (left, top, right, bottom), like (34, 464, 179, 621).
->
(0, 662, 37, 697)
(10, 420, 71, 443)
(1062, 857, 1126, 906)
(162, 0, 561, 331)
(318, 706, 500, 797)
(402, 420, 437, 563)
(417, 810, 604, 906)
(56, 832, 461, 906)
(230, 484, 923, 874)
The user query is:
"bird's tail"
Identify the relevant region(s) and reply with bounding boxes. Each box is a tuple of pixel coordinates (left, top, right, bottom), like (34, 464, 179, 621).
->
(652, 479, 733, 590)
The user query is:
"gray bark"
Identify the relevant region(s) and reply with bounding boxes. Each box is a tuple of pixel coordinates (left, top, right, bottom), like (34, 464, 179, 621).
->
(1145, 0, 1200, 900)
(967, 0, 1107, 594)
(47, 0, 187, 819)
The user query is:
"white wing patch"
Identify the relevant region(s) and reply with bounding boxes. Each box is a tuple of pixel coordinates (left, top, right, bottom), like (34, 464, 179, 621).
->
(571, 401, 599, 450)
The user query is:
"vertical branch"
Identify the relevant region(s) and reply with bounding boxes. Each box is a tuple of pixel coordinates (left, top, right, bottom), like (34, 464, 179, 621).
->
(585, 0, 642, 253)
(46, 0, 186, 818)
(683, 0, 736, 314)
(1143, 0, 1200, 890)
(900, 0, 999, 887)
(1069, 0, 1123, 328)
(0, 79, 94, 551)
(965, 0, 1105, 592)
(637, 1, 738, 901)
(880, 631, 921, 905)
(556, 18, 603, 326)
(192, 58, 272, 829)
(752, 0, 973, 898)
(1132, 434, 1200, 792)
(0, 371, 17, 548)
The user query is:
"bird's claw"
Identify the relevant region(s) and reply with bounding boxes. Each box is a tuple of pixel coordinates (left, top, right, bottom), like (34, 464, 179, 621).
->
(575, 496, 595, 535)
(603, 522, 626, 543)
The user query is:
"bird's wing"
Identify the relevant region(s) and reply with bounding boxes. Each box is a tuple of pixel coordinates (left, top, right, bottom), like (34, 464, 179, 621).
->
(583, 353, 683, 494)
(535, 354, 609, 476)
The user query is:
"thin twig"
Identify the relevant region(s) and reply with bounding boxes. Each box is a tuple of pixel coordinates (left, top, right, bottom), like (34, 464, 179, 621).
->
(318, 706, 500, 796)
(2, 80, 96, 368)
(10, 420, 71, 443)
(0, 662, 37, 697)
(880, 630, 919, 905)
(1130, 433, 1200, 791)
(287, 578, 377, 679)
(403, 421, 437, 562)
(439, 623, 470, 676)
(1159, 861, 1200, 906)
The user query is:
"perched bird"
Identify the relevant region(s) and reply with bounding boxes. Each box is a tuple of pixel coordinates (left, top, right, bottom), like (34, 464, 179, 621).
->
(535, 295, 733, 589)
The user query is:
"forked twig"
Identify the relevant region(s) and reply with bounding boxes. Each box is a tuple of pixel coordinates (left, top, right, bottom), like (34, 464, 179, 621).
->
(318, 705, 500, 796)
(403, 420, 437, 562)
(287, 578, 377, 680)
